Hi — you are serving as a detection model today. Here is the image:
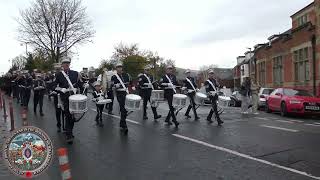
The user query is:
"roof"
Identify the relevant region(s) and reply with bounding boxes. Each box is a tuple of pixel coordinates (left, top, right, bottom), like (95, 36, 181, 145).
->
(290, 2, 314, 18)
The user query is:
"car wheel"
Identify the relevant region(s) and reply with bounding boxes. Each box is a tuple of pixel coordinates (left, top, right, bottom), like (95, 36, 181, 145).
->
(280, 102, 287, 117)
(265, 102, 271, 113)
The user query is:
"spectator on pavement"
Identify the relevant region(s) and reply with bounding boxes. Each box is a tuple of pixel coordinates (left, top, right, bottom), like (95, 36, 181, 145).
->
(240, 76, 251, 114)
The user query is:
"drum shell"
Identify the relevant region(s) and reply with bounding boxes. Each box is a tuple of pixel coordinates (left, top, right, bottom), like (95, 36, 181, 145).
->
(125, 94, 142, 111)
(172, 94, 188, 107)
(194, 92, 207, 105)
(69, 94, 88, 114)
(151, 90, 165, 102)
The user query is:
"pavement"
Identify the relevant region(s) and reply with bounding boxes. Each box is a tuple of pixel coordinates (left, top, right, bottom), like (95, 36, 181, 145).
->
(0, 93, 320, 180)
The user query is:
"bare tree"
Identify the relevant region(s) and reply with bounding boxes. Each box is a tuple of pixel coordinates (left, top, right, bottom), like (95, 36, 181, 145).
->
(17, 0, 95, 63)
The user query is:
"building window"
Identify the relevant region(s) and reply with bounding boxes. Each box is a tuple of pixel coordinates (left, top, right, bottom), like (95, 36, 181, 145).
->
(258, 62, 266, 86)
(273, 56, 283, 85)
(297, 14, 308, 26)
(294, 47, 310, 82)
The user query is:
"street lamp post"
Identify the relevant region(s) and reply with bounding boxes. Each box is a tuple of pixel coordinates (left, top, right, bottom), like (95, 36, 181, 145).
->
(20, 42, 30, 56)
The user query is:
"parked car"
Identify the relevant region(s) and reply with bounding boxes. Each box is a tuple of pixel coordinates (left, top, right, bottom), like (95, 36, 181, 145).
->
(258, 88, 274, 109)
(266, 88, 320, 116)
(230, 91, 242, 107)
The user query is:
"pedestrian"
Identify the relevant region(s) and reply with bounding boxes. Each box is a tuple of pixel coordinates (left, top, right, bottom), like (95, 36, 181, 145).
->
(138, 65, 162, 121)
(240, 76, 251, 114)
(33, 73, 46, 116)
(111, 62, 132, 134)
(251, 76, 260, 115)
(92, 81, 106, 127)
(205, 69, 223, 125)
(159, 64, 180, 128)
(53, 57, 83, 144)
(182, 69, 200, 121)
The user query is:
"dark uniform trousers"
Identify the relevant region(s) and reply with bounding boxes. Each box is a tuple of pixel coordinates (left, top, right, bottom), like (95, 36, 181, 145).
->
(106, 89, 114, 113)
(96, 104, 104, 122)
(22, 88, 31, 107)
(53, 93, 65, 129)
(185, 92, 198, 117)
(33, 90, 45, 113)
(142, 89, 159, 118)
(116, 91, 127, 128)
(207, 94, 220, 120)
(164, 90, 177, 122)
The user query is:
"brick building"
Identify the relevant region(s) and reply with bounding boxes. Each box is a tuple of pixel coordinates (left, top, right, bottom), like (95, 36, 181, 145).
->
(236, 1, 320, 96)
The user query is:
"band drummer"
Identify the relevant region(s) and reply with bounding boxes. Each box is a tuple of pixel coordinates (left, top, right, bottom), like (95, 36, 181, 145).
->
(33, 73, 46, 116)
(182, 69, 200, 121)
(138, 65, 162, 121)
(92, 81, 106, 127)
(159, 64, 179, 128)
(205, 69, 223, 125)
(53, 57, 83, 144)
(111, 62, 132, 134)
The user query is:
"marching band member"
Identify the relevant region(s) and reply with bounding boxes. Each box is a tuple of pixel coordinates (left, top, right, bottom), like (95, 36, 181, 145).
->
(182, 69, 200, 121)
(33, 73, 46, 116)
(159, 65, 179, 128)
(21, 71, 33, 109)
(111, 63, 131, 134)
(92, 81, 106, 127)
(138, 65, 162, 120)
(45, 71, 54, 101)
(205, 69, 223, 125)
(53, 57, 83, 144)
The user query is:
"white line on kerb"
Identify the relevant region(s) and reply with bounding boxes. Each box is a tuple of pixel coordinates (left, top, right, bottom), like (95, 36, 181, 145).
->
(305, 124, 320, 127)
(260, 125, 299, 132)
(91, 109, 140, 125)
(172, 134, 320, 180)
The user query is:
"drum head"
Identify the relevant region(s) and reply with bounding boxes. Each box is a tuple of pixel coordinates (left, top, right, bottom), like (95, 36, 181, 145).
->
(196, 92, 207, 98)
(126, 94, 142, 101)
(173, 94, 187, 99)
(69, 94, 88, 101)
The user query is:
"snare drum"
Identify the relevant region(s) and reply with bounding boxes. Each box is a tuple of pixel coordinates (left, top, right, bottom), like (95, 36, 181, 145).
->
(173, 94, 188, 108)
(194, 92, 207, 105)
(125, 94, 142, 111)
(151, 90, 165, 102)
(69, 94, 88, 114)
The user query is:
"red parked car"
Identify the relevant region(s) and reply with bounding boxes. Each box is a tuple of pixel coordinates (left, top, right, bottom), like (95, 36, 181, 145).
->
(266, 88, 320, 116)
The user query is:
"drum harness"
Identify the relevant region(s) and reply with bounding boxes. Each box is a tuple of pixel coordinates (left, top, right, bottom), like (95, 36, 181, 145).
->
(144, 74, 161, 108)
(207, 79, 224, 115)
(166, 75, 186, 116)
(61, 71, 87, 122)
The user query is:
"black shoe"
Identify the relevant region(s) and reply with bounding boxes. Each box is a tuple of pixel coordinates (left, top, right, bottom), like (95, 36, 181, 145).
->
(66, 135, 74, 144)
(207, 118, 213, 124)
(194, 117, 200, 121)
(185, 114, 191, 119)
(40, 112, 44, 116)
(217, 119, 224, 126)
(154, 115, 161, 120)
(173, 121, 179, 128)
(57, 128, 61, 133)
(108, 112, 114, 115)
(121, 127, 128, 134)
(143, 116, 148, 120)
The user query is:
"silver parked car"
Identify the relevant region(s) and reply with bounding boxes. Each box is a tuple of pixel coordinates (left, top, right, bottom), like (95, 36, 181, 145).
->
(258, 88, 274, 109)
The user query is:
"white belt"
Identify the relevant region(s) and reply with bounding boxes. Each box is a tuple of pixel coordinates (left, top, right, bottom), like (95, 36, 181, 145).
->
(117, 88, 127, 91)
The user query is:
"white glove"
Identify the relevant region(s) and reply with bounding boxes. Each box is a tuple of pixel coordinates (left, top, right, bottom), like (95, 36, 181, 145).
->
(196, 88, 200, 92)
(84, 84, 89, 88)
(115, 84, 121, 88)
(60, 88, 67, 93)
(168, 83, 174, 88)
(181, 87, 187, 91)
(132, 86, 136, 91)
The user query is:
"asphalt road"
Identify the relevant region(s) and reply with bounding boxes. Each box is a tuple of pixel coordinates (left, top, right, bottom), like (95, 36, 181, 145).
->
(0, 93, 320, 180)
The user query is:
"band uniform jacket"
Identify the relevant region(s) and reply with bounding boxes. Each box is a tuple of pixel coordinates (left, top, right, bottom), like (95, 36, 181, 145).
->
(183, 77, 197, 94)
(111, 73, 131, 93)
(33, 79, 46, 93)
(159, 74, 179, 97)
(205, 78, 220, 96)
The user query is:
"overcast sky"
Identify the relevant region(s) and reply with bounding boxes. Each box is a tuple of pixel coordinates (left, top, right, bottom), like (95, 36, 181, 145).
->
(0, 0, 313, 74)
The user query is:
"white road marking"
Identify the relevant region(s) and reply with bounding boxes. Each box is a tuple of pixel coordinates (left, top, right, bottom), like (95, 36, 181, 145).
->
(275, 120, 294, 124)
(260, 125, 299, 132)
(255, 117, 269, 121)
(289, 120, 304, 123)
(314, 122, 320, 125)
(305, 124, 320, 127)
(91, 109, 140, 125)
(172, 134, 320, 180)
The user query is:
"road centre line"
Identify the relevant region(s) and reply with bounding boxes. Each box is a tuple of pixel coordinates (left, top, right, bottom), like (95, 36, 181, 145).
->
(91, 109, 141, 125)
(260, 125, 299, 132)
(275, 120, 294, 124)
(172, 134, 320, 180)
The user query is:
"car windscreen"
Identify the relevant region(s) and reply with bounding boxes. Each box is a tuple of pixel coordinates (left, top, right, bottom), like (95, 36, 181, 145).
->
(262, 89, 274, 95)
(283, 89, 313, 97)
